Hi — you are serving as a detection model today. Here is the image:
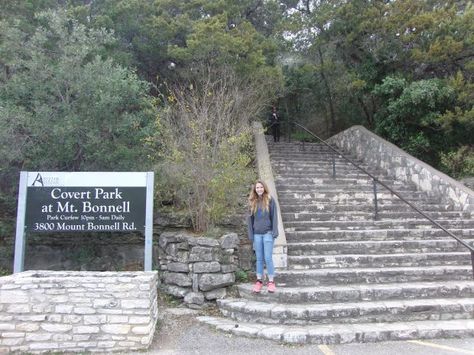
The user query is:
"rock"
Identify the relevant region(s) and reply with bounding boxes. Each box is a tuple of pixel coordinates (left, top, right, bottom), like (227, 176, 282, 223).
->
(204, 288, 227, 300)
(189, 247, 213, 262)
(220, 264, 237, 273)
(163, 272, 192, 287)
(158, 232, 178, 249)
(161, 285, 189, 298)
(199, 273, 235, 292)
(220, 233, 239, 249)
(176, 251, 189, 263)
(176, 242, 189, 250)
(165, 243, 178, 257)
(167, 262, 190, 273)
(192, 274, 199, 292)
(188, 237, 219, 247)
(193, 262, 221, 273)
(184, 292, 205, 305)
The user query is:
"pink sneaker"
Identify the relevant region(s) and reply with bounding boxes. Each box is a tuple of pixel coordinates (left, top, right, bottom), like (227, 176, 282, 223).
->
(267, 281, 276, 293)
(252, 280, 263, 293)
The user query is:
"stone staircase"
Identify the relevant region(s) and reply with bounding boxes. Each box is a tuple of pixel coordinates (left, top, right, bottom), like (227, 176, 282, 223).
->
(198, 141, 474, 344)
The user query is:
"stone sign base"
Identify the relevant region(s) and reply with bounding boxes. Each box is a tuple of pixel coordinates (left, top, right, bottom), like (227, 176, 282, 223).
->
(0, 271, 158, 353)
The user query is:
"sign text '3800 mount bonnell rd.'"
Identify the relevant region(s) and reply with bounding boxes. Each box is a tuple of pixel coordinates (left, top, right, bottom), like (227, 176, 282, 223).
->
(25, 172, 147, 233)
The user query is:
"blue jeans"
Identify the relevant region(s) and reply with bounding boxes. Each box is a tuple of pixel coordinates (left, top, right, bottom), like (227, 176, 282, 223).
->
(253, 232, 275, 279)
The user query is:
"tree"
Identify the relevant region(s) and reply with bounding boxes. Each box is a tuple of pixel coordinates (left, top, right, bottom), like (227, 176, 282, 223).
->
(373, 76, 455, 163)
(0, 10, 157, 229)
(155, 65, 276, 232)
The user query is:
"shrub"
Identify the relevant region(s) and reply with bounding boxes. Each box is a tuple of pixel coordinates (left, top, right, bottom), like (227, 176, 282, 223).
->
(154, 65, 273, 232)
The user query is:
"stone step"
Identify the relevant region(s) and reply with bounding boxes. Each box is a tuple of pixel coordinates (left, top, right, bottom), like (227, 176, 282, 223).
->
(216, 297, 474, 325)
(269, 146, 335, 152)
(237, 281, 474, 304)
(275, 174, 389, 182)
(278, 197, 444, 206)
(267, 142, 332, 149)
(274, 169, 385, 176)
(287, 239, 474, 255)
(276, 266, 473, 286)
(271, 157, 366, 164)
(268, 145, 344, 151)
(276, 184, 418, 198)
(285, 228, 474, 242)
(281, 211, 469, 222)
(287, 252, 472, 269)
(277, 191, 439, 200)
(272, 162, 371, 170)
(270, 151, 356, 157)
(276, 186, 418, 194)
(275, 177, 404, 186)
(273, 167, 384, 176)
(197, 316, 474, 344)
(283, 219, 474, 231)
(271, 157, 361, 164)
(269, 147, 349, 153)
(280, 203, 455, 213)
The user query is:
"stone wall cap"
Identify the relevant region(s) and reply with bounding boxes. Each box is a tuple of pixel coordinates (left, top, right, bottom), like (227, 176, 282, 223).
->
(4, 270, 158, 281)
(188, 237, 220, 247)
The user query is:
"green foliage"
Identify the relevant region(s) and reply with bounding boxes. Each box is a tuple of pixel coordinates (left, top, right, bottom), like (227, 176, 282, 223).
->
(234, 269, 250, 283)
(440, 146, 474, 179)
(1, 10, 157, 171)
(153, 65, 268, 232)
(290, 131, 319, 143)
(373, 76, 455, 163)
(277, 0, 473, 178)
(160, 292, 182, 307)
(0, 10, 158, 231)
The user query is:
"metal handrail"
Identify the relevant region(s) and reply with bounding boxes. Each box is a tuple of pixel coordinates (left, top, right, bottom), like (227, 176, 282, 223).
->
(287, 121, 474, 278)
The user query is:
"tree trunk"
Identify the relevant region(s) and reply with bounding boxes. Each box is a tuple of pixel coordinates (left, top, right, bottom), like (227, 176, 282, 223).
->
(317, 47, 336, 135)
(357, 96, 374, 128)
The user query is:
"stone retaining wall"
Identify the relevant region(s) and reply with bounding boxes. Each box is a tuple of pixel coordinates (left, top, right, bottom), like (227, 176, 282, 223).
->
(328, 125, 474, 212)
(158, 232, 239, 308)
(0, 271, 158, 354)
(252, 121, 288, 268)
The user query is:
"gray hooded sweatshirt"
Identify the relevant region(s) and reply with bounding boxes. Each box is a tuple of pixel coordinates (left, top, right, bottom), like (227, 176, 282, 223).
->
(247, 197, 279, 242)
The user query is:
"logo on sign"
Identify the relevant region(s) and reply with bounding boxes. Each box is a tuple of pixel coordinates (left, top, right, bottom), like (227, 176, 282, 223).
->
(32, 173, 44, 187)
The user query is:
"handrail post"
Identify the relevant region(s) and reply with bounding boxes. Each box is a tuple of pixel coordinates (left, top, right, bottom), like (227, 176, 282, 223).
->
(471, 251, 474, 280)
(332, 152, 336, 179)
(373, 178, 378, 220)
(287, 119, 291, 143)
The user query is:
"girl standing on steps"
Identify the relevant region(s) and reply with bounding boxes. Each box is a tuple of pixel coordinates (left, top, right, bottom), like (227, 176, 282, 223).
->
(247, 180, 279, 293)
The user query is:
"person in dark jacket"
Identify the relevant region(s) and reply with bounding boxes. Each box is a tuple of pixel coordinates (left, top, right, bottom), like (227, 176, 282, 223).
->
(247, 179, 279, 293)
(269, 106, 280, 142)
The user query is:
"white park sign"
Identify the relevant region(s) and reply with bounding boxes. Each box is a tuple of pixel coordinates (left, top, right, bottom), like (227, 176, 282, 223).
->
(14, 171, 154, 272)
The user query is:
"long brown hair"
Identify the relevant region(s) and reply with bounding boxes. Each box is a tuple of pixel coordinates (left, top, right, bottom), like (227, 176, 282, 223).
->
(248, 180, 271, 215)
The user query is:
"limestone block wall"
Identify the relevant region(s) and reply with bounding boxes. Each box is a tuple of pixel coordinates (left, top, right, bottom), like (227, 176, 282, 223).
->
(252, 121, 287, 268)
(328, 125, 474, 213)
(0, 271, 158, 354)
(158, 232, 238, 308)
